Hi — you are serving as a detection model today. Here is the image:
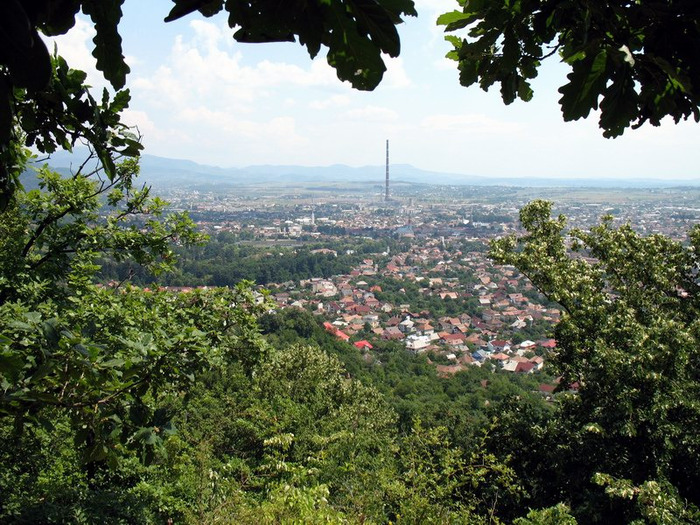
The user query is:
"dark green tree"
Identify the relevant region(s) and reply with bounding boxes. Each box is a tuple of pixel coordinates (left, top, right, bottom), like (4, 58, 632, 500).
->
(490, 200, 700, 522)
(0, 143, 272, 464)
(439, 0, 700, 137)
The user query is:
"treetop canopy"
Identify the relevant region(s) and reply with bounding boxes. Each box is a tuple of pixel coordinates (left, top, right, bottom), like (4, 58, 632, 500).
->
(439, 0, 700, 137)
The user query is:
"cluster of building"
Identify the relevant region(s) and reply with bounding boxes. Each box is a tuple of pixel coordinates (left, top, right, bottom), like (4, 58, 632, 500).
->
(269, 239, 561, 377)
(157, 184, 700, 389)
(164, 184, 700, 244)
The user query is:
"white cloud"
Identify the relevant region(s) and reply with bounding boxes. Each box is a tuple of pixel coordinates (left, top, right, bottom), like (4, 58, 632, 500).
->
(121, 109, 155, 135)
(344, 105, 399, 123)
(434, 55, 458, 71)
(122, 108, 192, 147)
(384, 57, 411, 88)
(175, 105, 307, 146)
(39, 8, 700, 179)
(189, 19, 228, 49)
(412, 0, 459, 52)
(414, 0, 457, 14)
(132, 20, 339, 111)
(309, 95, 351, 110)
(619, 118, 700, 147)
(121, 18, 352, 165)
(422, 113, 523, 134)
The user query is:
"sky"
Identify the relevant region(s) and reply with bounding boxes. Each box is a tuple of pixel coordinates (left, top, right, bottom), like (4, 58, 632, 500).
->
(48, 0, 700, 181)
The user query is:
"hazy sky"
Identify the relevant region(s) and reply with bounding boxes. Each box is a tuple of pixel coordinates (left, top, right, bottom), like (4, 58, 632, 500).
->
(49, 0, 700, 180)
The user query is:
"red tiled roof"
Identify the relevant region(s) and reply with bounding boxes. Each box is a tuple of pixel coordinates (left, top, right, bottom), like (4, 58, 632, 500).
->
(515, 362, 536, 373)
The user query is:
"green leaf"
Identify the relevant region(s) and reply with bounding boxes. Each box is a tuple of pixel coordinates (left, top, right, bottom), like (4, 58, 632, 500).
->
(458, 58, 480, 88)
(133, 426, 159, 445)
(73, 343, 89, 358)
(599, 68, 639, 138)
(165, 0, 224, 22)
(85, 442, 109, 462)
(324, 3, 387, 90)
(101, 358, 126, 368)
(348, 0, 401, 57)
(0, 351, 25, 378)
(110, 89, 131, 113)
(437, 10, 472, 26)
(558, 49, 608, 121)
(41, 318, 61, 346)
(35, 0, 82, 36)
(81, 0, 130, 90)
(25, 311, 41, 324)
(517, 77, 533, 102)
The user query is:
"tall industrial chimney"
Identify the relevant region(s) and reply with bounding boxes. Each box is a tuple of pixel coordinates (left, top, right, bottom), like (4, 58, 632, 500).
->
(385, 139, 390, 202)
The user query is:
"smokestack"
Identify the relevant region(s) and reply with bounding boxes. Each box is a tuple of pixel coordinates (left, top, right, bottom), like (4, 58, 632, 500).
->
(385, 139, 390, 202)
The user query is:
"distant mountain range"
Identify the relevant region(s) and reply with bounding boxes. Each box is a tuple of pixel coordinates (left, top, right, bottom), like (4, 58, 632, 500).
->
(29, 149, 700, 189)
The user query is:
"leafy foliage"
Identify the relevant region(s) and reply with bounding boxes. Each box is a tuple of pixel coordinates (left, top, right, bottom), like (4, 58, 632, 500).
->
(165, 0, 416, 90)
(0, 139, 279, 467)
(439, 0, 700, 137)
(514, 503, 578, 525)
(1, 6, 141, 206)
(491, 200, 700, 521)
(101, 238, 358, 287)
(390, 421, 524, 524)
(593, 474, 700, 525)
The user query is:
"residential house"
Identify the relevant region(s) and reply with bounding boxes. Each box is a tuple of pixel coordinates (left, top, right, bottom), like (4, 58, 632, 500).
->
(406, 334, 432, 352)
(488, 339, 511, 353)
(354, 340, 373, 351)
(382, 327, 404, 340)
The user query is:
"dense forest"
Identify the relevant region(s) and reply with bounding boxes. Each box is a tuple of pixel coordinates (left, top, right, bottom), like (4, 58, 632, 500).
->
(98, 235, 409, 288)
